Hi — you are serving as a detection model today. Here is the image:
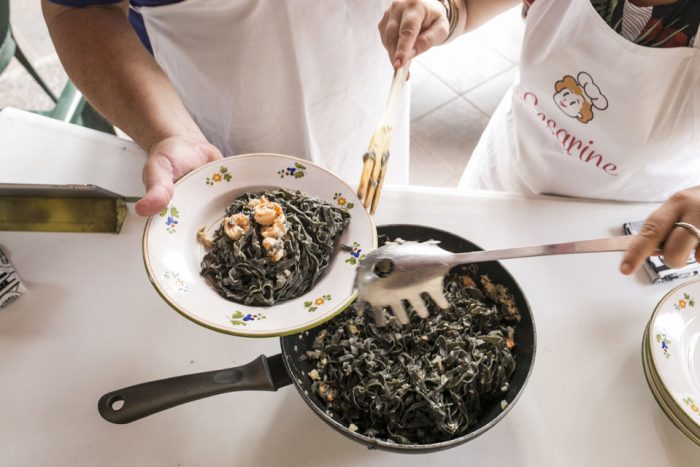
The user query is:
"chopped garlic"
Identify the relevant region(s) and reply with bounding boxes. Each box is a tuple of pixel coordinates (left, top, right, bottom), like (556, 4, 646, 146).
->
(197, 227, 215, 249)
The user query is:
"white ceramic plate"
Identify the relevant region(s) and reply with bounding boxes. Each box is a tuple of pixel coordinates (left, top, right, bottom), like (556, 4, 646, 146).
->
(642, 323, 700, 445)
(143, 153, 376, 337)
(647, 279, 700, 430)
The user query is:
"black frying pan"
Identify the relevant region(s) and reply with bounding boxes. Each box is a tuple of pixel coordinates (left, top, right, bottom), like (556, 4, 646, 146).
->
(98, 225, 536, 453)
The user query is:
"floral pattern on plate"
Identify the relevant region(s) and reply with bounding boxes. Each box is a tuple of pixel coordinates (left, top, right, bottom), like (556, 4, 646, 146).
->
(230, 310, 267, 326)
(656, 333, 671, 359)
(160, 206, 180, 234)
(345, 242, 366, 266)
(163, 271, 188, 293)
(333, 192, 354, 209)
(277, 162, 306, 179)
(206, 166, 232, 186)
(683, 397, 699, 416)
(304, 294, 332, 312)
(673, 293, 695, 311)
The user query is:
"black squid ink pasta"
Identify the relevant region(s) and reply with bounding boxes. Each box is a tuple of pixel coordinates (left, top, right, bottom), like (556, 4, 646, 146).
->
(303, 237, 521, 445)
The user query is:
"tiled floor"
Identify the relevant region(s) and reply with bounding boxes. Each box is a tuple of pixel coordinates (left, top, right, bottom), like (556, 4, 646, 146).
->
(410, 8, 525, 186)
(0, 3, 525, 187)
(0, 1, 66, 110)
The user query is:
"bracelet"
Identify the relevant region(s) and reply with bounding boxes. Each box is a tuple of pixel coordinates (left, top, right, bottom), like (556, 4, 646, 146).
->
(437, 0, 459, 42)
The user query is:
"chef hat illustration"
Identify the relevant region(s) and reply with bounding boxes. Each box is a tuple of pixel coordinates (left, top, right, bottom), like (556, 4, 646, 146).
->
(577, 72, 608, 111)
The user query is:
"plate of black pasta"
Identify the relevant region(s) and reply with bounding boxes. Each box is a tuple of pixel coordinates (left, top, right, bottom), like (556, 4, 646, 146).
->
(142, 153, 376, 337)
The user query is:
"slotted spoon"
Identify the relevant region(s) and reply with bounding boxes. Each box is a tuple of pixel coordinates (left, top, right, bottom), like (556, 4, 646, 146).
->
(355, 233, 661, 326)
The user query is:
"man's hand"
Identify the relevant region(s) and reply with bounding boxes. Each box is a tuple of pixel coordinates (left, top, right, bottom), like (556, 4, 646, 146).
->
(135, 137, 223, 216)
(43, 1, 219, 217)
(621, 186, 700, 275)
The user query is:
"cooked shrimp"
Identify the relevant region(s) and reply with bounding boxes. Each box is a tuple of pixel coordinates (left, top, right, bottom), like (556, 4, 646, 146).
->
(247, 198, 262, 209)
(254, 200, 283, 226)
(262, 237, 285, 262)
(269, 250, 284, 262)
(260, 216, 288, 239)
(223, 213, 250, 240)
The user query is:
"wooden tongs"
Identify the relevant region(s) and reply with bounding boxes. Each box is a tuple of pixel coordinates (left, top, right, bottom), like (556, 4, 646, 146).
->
(357, 64, 411, 215)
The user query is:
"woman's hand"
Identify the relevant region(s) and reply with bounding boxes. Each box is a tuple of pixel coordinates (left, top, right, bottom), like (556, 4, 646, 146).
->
(135, 136, 223, 216)
(378, 0, 450, 68)
(621, 186, 700, 274)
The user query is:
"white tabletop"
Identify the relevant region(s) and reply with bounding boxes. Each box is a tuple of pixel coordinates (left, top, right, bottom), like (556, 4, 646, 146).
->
(0, 108, 146, 199)
(0, 187, 697, 466)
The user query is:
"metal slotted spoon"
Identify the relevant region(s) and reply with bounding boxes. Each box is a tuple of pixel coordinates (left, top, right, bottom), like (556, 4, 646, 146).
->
(355, 233, 661, 326)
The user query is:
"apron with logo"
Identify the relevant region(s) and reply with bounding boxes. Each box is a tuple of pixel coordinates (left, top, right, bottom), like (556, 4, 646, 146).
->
(135, 0, 409, 185)
(459, 0, 700, 202)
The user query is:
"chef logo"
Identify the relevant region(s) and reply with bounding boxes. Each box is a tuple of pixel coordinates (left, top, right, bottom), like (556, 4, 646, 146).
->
(553, 72, 608, 124)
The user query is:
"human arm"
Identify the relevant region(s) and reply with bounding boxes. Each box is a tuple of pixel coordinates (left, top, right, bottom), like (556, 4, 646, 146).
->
(379, 0, 521, 68)
(41, 0, 222, 215)
(620, 186, 700, 275)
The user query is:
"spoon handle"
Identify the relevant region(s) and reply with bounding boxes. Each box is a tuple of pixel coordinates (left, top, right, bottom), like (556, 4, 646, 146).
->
(446, 234, 660, 266)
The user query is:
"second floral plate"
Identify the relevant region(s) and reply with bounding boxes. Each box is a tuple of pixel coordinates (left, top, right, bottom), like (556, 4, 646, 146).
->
(647, 279, 700, 432)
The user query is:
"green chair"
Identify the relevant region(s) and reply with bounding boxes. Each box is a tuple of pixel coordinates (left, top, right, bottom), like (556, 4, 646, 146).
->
(0, 0, 115, 133)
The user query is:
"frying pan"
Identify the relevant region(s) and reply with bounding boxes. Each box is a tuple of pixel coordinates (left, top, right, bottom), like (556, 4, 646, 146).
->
(98, 224, 536, 453)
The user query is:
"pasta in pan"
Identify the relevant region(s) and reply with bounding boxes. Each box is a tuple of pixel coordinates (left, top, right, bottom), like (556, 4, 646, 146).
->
(304, 237, 521, 444)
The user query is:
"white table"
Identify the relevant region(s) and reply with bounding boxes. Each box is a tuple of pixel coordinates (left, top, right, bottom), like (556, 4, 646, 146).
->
(1, 187, 698, 467)
(0, 108, 146, 199)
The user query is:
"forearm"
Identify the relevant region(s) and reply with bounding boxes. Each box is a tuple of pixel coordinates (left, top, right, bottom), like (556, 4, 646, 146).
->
(41, 1, 205, 152)
(453, 0, 521, 36)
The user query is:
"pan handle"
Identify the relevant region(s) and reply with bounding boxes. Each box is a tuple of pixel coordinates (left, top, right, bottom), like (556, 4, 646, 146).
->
(98, 354, 291, 424)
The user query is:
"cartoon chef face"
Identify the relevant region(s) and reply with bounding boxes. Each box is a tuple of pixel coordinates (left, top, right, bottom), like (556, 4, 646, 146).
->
(554, 83, 586, 119)
(553, 72, 608, 124)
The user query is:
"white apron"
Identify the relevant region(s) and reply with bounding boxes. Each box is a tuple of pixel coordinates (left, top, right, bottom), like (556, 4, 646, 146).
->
(135, 0, 409, 185)
(459, 0, 700, 202)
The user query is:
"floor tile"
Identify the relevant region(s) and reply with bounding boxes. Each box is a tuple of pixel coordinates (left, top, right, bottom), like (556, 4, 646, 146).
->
(473, 7, 526, 63)
(409, 61, 459, 122)
(409, 137, 456, 187)
(417, 33, 514, 95)
(0, 55, 68, 111)
(443, 171, 462, 188)
(10, 0, 57, 61)
(463, 66, 517, 117)
(411, 97, 489, 178)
